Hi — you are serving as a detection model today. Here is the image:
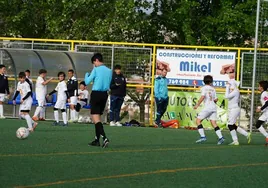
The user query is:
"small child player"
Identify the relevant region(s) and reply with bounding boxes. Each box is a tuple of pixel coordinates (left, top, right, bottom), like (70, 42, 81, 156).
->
(194, 75, 225, 145)
(255, 80, 268, 145)
(13, 72, 37, 132)
(75, 81, 89, 120)
(0, 65, 10, 119)
(225, 79, 251, 145)
(47, 72, 69, 126)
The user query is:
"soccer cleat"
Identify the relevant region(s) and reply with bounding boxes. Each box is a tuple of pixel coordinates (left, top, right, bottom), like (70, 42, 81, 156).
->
(115, 122, 122, 127)
(196, 137, 207, 143)
(247, 133, 252, 144)
(88, 140, 100, 147)
(229, 141, 239, 146)
(110, 121, 116, 126)
(39, 118, 46, 121)
(52, 121, 59, 126)
(32, 122, 38, 131)
(32, 116, 39, 121)
(102, 138, 109, 148)
(61, 123, 68, 127)
(217, 137, 225, 145)
(28, 128, 34, 133)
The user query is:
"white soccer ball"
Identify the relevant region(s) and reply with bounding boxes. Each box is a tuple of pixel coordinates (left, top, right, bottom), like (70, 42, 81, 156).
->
(16, 127, 29, 139)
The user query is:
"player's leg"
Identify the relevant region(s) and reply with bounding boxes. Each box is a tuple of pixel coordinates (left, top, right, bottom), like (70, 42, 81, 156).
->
(160, 97, 169, 118)
(154, 98, 163, 127)
(22, 111, 33, 131)
(227, 108, 239, 145)
(196, 111, 207, 143)
(75, 102, 82, 119)
(61, 108, 67, 126)
(0, 94, 5, 118)
(33, 99, 44, 120)
(99, 92, 109, 147)
(256, 114, 268, 144)
(69, 96, 77, 122)
(115, 97, 124, 126)
(53, 101, 60, 126)
(210, 112, 225, 145)
(39, 106, 46, 121)
(109, 95, 116, 126)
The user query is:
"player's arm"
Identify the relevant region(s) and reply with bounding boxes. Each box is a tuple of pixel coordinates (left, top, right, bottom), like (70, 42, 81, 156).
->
(5, 77, 10, 95)
(261, 101, 268, 111)
(110, 74, 117, 89)
(65, 90, 70, 99)
(42, 77, 53, 85)
(84, 69, 96, 86)
(194, 96, 205, 109)
(20, 85, 31, 103)
(47, 89, 57, 97)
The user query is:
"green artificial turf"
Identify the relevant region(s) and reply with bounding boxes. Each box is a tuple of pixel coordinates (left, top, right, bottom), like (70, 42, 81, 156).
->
(1, 119, 268, 188)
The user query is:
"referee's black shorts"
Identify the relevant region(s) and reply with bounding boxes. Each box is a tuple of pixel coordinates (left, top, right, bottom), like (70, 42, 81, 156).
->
(90, 91, 108, 115)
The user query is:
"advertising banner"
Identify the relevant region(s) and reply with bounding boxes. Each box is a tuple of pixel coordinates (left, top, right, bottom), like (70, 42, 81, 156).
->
(161, 91, 228, 129)
(156, 49, 236, 87)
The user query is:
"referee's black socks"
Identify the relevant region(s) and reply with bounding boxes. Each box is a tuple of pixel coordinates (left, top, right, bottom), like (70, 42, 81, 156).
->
(95, 122, 107, 140)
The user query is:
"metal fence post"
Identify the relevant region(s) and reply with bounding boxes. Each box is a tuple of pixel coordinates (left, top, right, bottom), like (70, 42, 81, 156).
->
(149, 45, 156, 125)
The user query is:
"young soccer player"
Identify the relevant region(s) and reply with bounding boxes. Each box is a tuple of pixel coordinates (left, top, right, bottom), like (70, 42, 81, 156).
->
(13, 72, 37, 132)
(194, 75, 225, 145)
(67, 69, 78, 122)
(85, 53, 112, 148)
(0, 65, 10, 119)
(225, 79, 251, 145)
(75, 81, 89, 119)
(47, 72, 69, 126)
(32, 69, 53, 121)
(255, 80, 268, 144)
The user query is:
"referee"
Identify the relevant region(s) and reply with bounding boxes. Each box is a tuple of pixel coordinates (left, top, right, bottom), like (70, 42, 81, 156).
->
(84, 53, 112, 148)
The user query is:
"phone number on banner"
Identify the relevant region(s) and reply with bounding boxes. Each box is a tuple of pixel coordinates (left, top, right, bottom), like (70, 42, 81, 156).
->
(167, 79, 226, 87)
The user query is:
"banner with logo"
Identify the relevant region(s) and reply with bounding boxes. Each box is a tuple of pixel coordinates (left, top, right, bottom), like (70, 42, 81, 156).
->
(161, 91, 228, 129)
(156, 49, 236, 87)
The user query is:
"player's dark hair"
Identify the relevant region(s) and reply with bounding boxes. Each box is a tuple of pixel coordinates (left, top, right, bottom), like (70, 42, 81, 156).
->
(203, 75, 213, 85)
(114, 65, 121, 70)
(58, 72, 66, 78)
(91, 53, 103, 64)
(18, 72, 26, 78)
(259, 80, 268, 91)
(68, 69, 74, 73)
(80, 81, 86, 86)
(0, 65, 6, 69)
(25, 69, 30, 73)
(39, 69, 47, 74)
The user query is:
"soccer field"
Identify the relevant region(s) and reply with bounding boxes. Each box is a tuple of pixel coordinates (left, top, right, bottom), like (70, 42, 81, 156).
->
(1, 119, 268, 188)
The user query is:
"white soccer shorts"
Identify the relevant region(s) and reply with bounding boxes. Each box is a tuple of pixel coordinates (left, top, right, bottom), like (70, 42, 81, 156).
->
(55, 99, 66, 110)
(259, 111, 268, 122)
(197, 110, 217, 121)
(69, 96, 77, 105)
(19, 99, 33, 111)
(37, 98, 46, 107)
(228, 107, 240, 125)
(0, 94, 6, 102)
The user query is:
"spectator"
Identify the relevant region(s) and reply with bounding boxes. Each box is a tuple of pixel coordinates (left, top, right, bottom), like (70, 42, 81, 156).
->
(154, 69, 169, 127)
(109, 65, 127, 126)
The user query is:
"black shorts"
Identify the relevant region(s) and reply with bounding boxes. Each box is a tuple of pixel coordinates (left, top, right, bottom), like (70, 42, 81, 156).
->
(90, 91, 108, 115)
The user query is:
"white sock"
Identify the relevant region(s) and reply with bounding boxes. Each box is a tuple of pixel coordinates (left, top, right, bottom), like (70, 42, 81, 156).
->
(54, 111, 59, 123)
(198, 128, 205, 137)
(34, 106, 42, 117)
(62, 112, 67, 124)
(230, 130, 238, 142)
(0, 104, 3, 117)
(76, 111, 79, 120)
(215, 130, 223, 139)
(25, 114, 33, 129)
(236, 127, 248, 137)
(71, 109, 75, 120)
(258, 126, 268, 138)
(40, 107, 46, 118)
(20, 114, 25, 119)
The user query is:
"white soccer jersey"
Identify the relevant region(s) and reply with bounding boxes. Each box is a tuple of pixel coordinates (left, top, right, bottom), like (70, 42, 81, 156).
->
(260, 91, 268, 112)
(200, 85, 217, 111)
(225, 86, 240, 109)
(35, 76, 47, 100)
(17, 81, 32, 103)
(78, 89, 89, 100)
(55, 81, 67, 100)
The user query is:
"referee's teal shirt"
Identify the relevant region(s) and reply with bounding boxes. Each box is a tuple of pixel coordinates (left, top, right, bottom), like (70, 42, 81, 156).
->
(84, 65, 112, 91)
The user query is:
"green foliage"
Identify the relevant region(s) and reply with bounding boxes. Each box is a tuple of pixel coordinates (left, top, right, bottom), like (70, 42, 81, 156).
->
(0, 0, 257, 46)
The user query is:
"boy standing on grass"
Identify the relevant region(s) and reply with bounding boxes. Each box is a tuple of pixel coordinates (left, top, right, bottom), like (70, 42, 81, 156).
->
(13, 72, 37, 132)
(194, 75, 225, 145)
(109, 65, 126, 127)
(85, 53, 112, 148)
(154, 69, 168, 128)
(225, 80, 251, 146)
(255, 81, 268, 145)
(32, 69, 53, 121)
(0, 65, 10, 119)
(47, 72, 69, 126)
(67, 69, 78, 122)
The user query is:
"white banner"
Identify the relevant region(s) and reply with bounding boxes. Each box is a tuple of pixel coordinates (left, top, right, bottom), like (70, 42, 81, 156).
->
(156, 49, 236, 87)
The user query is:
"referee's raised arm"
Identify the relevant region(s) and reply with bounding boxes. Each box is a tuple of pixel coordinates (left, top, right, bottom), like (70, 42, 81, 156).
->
(85, 53, 112, 148)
